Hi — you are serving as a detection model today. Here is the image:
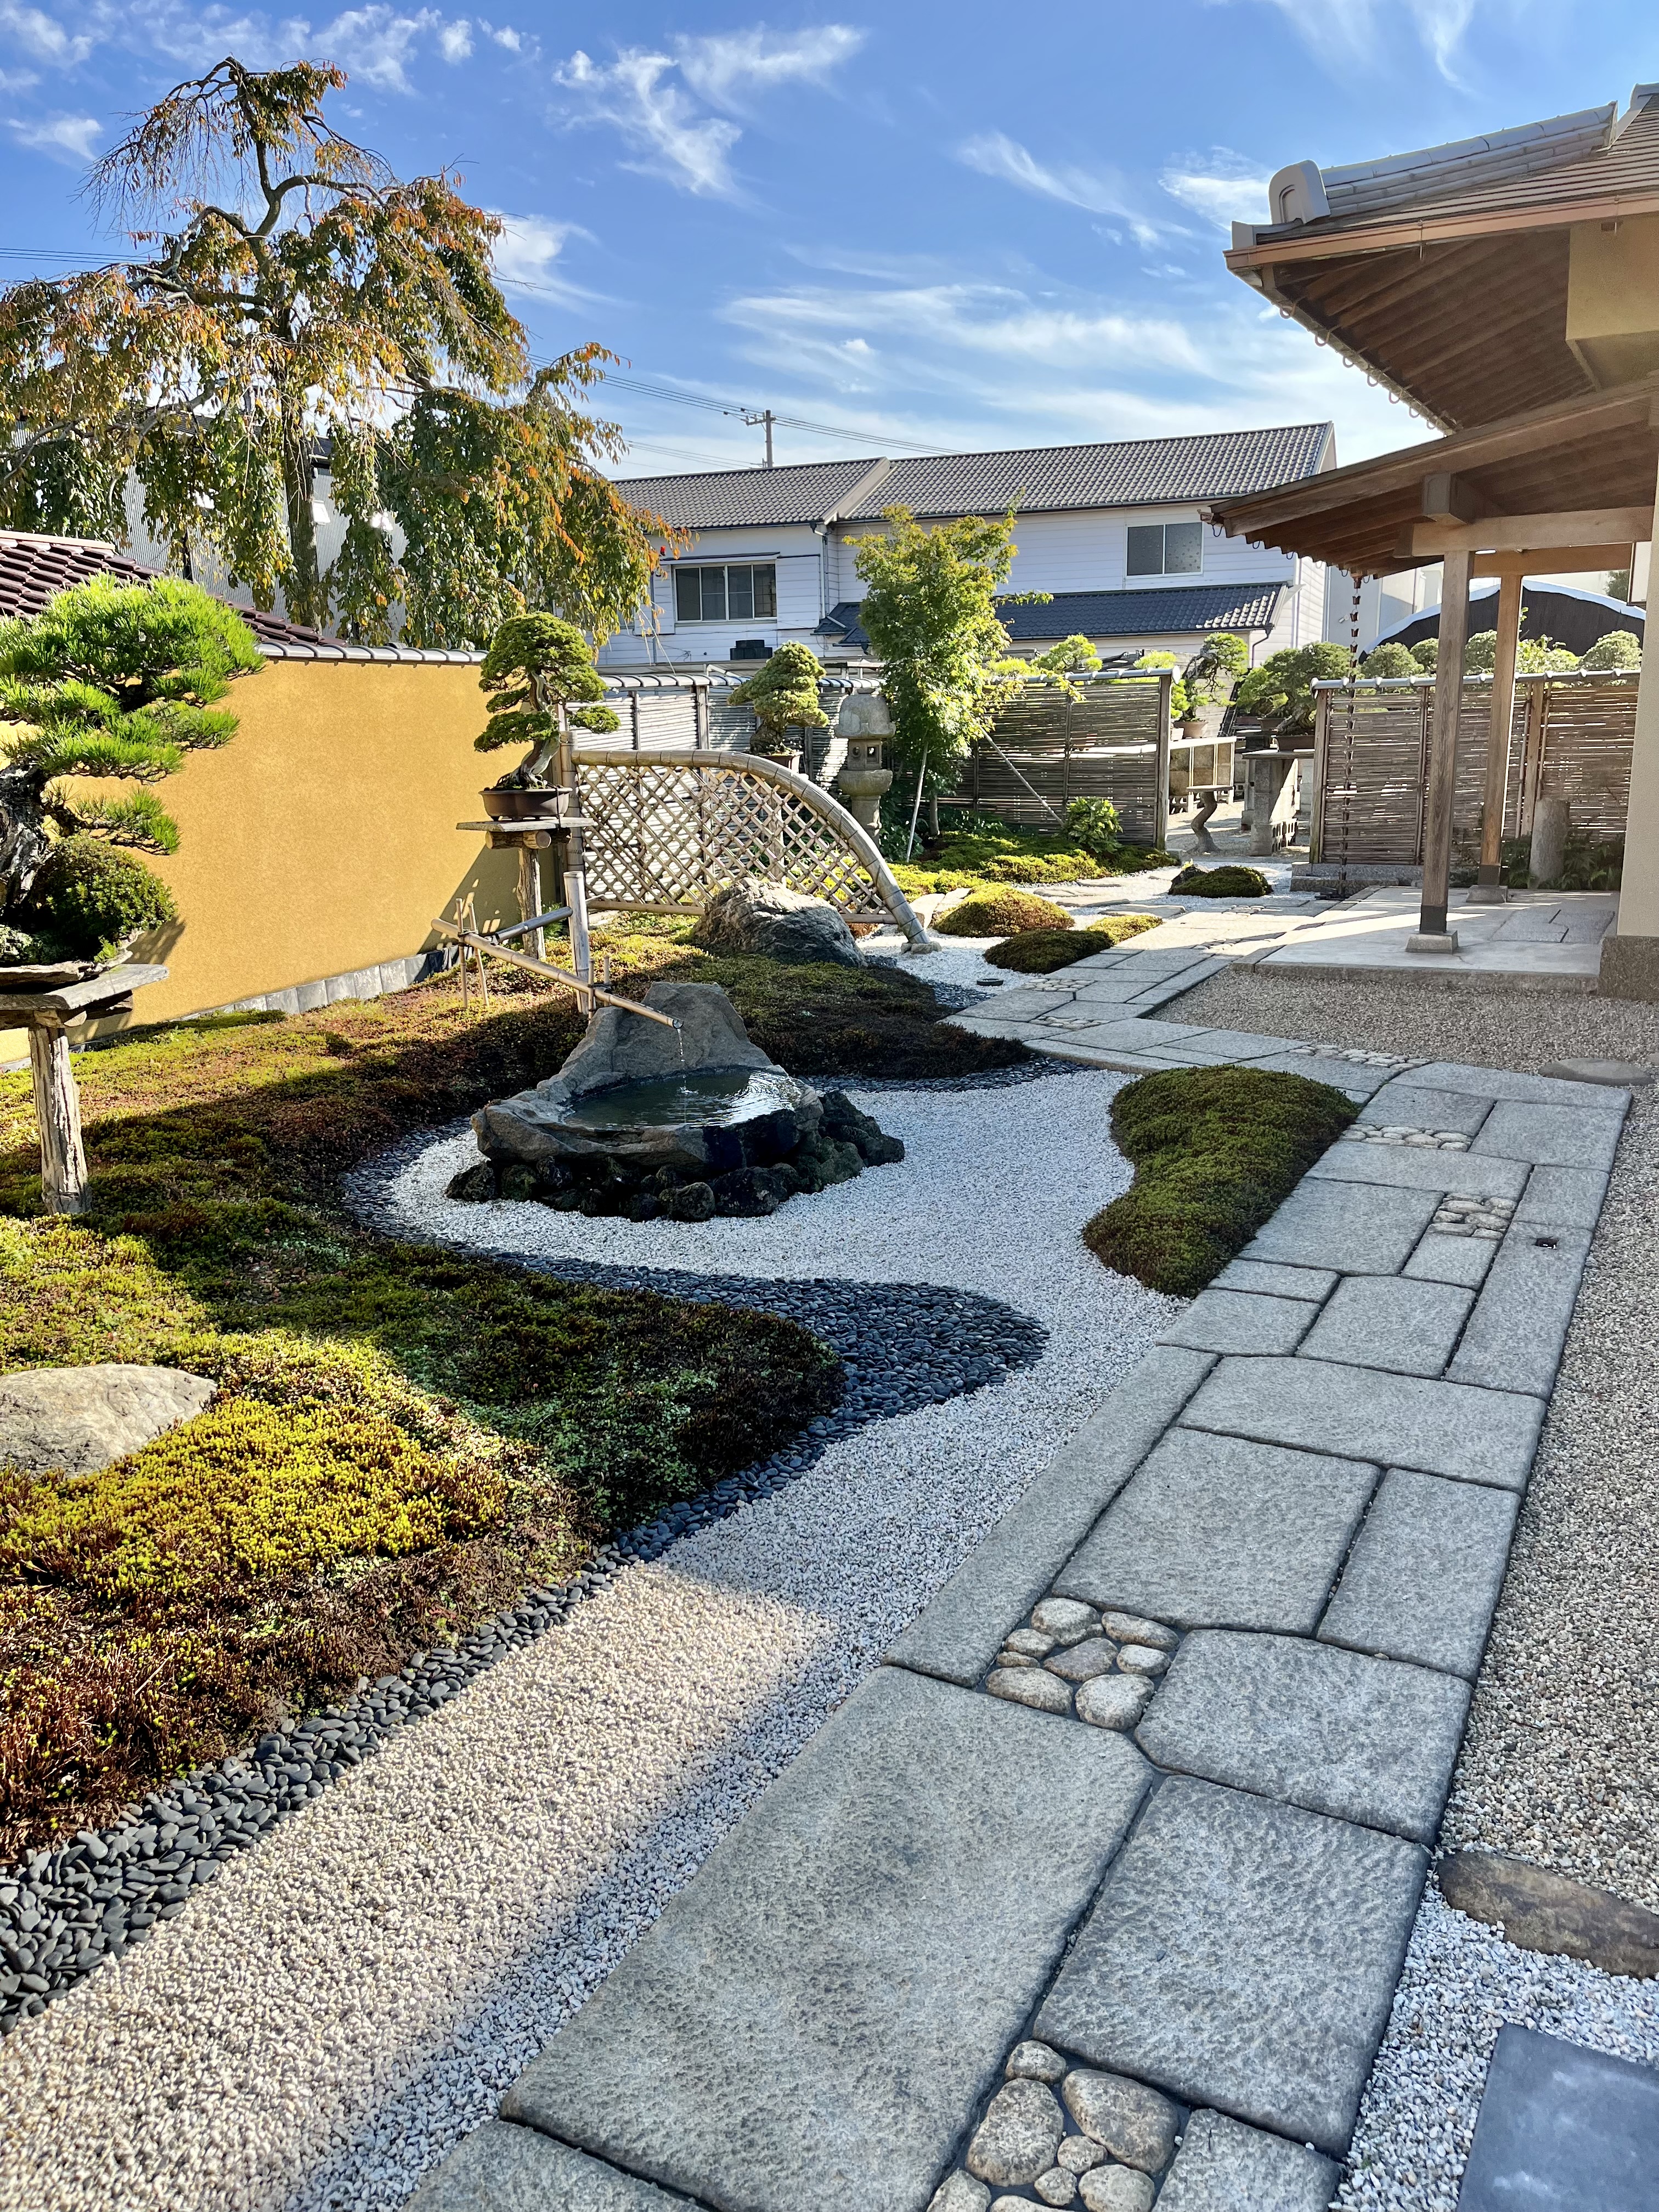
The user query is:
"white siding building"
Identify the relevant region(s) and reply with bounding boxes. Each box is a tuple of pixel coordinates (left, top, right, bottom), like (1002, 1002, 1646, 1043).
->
(602, 425, 1338, 673)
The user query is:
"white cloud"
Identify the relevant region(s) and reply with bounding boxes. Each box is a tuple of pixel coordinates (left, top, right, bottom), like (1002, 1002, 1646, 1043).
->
(488, 210, 595, 303)
(1217, 0, 1482, 83)
(1160, 149, 1272, 230)
(957, 131, 1168, 245)
(14, 2, 490, 88)
(6, 110, 100, 159)
(316, 6, 442, 92)
(554, 24, 862, 199)
(479, 17, 521, 49)
(0, 65, 38, 88)
(438, 14, 470, 59)
(0, 3, 93, 64)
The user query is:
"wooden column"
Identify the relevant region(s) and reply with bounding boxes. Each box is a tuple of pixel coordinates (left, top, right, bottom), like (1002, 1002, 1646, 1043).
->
(1469, 568, 1523, 905)
(1412, 546, 1474, 948)
(1600, 442, 1659, 995)
(28, 1018, 87, 1216)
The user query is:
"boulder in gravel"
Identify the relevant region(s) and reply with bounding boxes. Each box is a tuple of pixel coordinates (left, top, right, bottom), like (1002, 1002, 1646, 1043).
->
(967, 2078, 1066, 2187)
(928, 2176, 991, 2212)
(0, 1364, 216, 1476)
(699, 876, 864, 967)
(820, 1088, 905, 1165)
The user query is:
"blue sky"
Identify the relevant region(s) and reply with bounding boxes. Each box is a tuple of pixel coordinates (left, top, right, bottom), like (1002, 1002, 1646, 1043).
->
(3, 1, 1657, 479)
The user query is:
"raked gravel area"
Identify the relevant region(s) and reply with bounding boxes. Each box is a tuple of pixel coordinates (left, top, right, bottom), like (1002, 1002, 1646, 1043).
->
(0, 1070, 1176, 2212)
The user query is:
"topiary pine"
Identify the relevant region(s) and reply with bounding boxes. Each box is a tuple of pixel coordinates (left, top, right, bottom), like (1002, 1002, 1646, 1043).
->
(0, 574, 259, 922)
(729, 640, 830, 759)
(475, 612, 620, 785)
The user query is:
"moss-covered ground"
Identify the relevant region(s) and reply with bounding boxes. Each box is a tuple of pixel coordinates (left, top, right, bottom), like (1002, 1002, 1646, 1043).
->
(893, 812, 1172, 895)
(984, 916, 1160, 972)
(0, 922, 1024, 1853)
(1083, 1066, 1356, 1296)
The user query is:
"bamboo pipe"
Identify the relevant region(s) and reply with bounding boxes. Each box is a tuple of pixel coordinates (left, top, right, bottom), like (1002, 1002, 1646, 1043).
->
(430, 917, 679, 1028)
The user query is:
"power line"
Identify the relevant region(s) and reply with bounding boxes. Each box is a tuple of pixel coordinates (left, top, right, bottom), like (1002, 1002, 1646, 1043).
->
(597, 371, 945, 455)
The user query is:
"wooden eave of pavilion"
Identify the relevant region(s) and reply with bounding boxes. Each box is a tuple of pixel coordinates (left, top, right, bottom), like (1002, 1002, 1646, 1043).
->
(1225, 101, 1659, 432)
(1205, 376, 1659, 577)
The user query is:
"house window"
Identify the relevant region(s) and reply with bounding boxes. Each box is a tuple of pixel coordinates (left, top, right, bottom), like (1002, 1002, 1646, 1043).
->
(1126, 521, 1203, 578)
(673, 563, 777, 623)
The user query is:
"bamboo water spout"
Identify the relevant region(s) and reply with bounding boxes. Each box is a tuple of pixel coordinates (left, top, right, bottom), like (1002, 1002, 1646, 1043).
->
(430, 916, 679, 1028)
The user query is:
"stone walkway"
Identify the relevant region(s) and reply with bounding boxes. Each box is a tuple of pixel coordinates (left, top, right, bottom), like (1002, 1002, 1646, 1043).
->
(408, 1059, 1628, 2212)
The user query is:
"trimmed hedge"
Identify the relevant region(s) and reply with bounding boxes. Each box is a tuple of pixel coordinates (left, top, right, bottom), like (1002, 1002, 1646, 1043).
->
(1169, 863, 1272, 899)
(936, 887, 1072, 937)
(1084, 1066, 1357, 1296)
(984, 915, 1160, 972)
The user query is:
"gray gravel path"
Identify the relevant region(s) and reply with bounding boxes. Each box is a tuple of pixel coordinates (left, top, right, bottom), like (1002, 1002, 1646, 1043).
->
(0, 1074, 1173, 2212)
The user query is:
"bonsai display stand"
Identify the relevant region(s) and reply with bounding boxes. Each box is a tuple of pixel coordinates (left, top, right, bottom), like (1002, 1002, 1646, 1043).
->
(0, 963, 168, 1215)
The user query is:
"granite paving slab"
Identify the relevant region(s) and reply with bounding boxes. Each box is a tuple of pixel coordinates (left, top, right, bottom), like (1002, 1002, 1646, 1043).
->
(1356, 1085, 1496, 1137)
(1180, 1355, 1544, 1491)
(886, 1346, 1217, 1688)
(408, 2124, 696, 2211)
(1472, 1099, 1626, 1172)
(1040, 1016, 1211, 1051)
(1034, 1778, 1426, 2158)
(1159, 1288, 1319, 1357)
(1514, 1163, 1612, 1229)
(1236, 1052, 1395, 1098)
(1447, 1223, 1594, 1398)
(1406, 1062, 1630, 1111)
(1054, 1429, 1377, 1633)
(1135, 1630, 1470, 1843)
(1456, 2024, 1659, 2212)
(1239, 1180, 1443, 1277)
(1318, 1468, 1518, 1679)
(1296, 1275, 1474, 1378)
(1403, 1225, 1501, 1288)
(500, 1667, 1153, 2212)
(1213, 1257, 1339, 1302)
(1304, 1144, 1529, 1201)
(1154, 2109, 1340, 2212)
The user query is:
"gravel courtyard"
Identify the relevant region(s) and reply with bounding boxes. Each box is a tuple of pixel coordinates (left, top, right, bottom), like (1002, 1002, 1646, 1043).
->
(0, 1070, 1176, 2212)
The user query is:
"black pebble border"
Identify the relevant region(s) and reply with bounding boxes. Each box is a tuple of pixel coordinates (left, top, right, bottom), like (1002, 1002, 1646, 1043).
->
(0, 1123, 1047, 2038)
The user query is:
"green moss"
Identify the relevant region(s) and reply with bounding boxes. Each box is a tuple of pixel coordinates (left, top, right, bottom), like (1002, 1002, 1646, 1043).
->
(936, 887, 1073, 937)
(1084, 1066, 1357, 1296)
(1169, 864, 1272, 899)
(984, 915, 1160, 972)
(893, 812, 1173, 896)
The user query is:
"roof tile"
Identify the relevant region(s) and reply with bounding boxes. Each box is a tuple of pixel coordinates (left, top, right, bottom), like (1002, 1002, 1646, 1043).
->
(0, 531, 329, 648)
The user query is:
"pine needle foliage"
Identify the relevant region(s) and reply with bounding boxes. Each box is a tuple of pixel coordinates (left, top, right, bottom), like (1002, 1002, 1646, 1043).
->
(475, 614, 619, 775)
(729, 641, 830, 758)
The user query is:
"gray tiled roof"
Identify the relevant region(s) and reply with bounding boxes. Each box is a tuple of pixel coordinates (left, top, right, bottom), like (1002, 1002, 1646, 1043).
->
(617, 426, 1331, 532)
(0, 531, 327, 648)
(818, 582, 1289, 652)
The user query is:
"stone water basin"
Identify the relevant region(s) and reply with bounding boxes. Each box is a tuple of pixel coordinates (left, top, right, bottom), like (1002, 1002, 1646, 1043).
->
(546, 1066, 822, 1176)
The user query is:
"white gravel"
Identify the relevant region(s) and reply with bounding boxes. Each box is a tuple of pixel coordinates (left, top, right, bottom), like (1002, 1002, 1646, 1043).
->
(0, 1072, 1175, 2212)
(1338, 1883, 1659, 2211)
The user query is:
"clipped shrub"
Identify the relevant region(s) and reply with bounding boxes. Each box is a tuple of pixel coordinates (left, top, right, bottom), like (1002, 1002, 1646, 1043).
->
(985, 915, 1160, 972)
(1359, 642, 1420, 680)
(16, 835, 177, 958)
(1084, 1066, 1357, 1296)
(1169, 863, 1272, 899)
(1064, 796, 1122, 861)
(1582, 629, 1641, 670)
(935, 886, 1073, 936)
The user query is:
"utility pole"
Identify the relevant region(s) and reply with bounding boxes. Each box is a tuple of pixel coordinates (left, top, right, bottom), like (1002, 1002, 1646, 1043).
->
(744, 409, 776, 467)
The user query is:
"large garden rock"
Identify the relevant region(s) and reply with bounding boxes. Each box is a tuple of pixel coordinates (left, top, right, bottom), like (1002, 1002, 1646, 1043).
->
(0, 1363, 215, 1475)
(560, 980, 774, 1096)
(699, 877, 863, 967)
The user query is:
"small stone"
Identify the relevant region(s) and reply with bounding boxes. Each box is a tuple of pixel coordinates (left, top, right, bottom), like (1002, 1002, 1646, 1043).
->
(1058, 2137, 1106, 2175)
(1079, 2167, 1155, 2212)
(987, 1668, 1074, 1716)
(1097, 1612, 1179, 1652)
(1074, 1675, 1153, 1731)
(1114, 1645, 1169, 1677)
(1035, 2168, 1077, 2206)
(928, 2176, 991, 2212)
(1031, 1598, 1099, 1645)
(1005, 1628, 1058, 1658)
(1006, 2041, 1069, 2084)
(995, 1650, 1039, 1671)
(1045, 1637, 1119, 1684)
(1063, 2071, 1178, 2173)
(967, 2078, 1066, 2186)
(991, 2200, 1036, 2212)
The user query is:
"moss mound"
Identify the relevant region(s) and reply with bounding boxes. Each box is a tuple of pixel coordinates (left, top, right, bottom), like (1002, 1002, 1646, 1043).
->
(1083, 1066, 1357, 1296)
(985, 916, 1160, 973)
(1169, 864, 1272, 899)
(893, 812, 1173, 895)
(936, 887, 1072, 938)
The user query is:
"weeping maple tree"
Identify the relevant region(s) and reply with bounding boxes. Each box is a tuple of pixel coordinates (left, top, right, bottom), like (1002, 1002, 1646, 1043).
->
(0, 57, 667, 646)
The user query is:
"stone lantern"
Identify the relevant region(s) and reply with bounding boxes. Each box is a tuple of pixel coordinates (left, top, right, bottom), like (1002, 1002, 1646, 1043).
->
(833, 690, 893, 831)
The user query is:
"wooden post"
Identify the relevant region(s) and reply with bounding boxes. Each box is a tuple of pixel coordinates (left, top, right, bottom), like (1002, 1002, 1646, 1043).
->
(1469, 568, 1523, 905)
(1411, 546, 1474, 950)
(29, 1018, 87, 1216)
(551, 707, 591, 984)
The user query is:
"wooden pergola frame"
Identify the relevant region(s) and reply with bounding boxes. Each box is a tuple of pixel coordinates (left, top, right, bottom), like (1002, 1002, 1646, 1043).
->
(1209, 376, 1659, 943)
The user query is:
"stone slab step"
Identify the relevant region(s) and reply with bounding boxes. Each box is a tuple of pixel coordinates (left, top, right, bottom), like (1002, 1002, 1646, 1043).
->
(408, 2123, 695, 2210)
(1458, 2024, 1659, 2212)
(1318, 1468, 1518, 1679)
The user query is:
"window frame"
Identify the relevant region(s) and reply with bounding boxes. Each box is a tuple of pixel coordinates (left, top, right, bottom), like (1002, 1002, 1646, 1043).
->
(1125, 520, 1203, 580)
(671, 562, 778, 624)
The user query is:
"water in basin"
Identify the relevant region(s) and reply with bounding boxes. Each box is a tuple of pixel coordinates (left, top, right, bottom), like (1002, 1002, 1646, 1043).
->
(560, 1069, 802, 1130)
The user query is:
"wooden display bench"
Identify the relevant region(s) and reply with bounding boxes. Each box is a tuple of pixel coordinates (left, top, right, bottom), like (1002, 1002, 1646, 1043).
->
(0, 963, 167, 1215)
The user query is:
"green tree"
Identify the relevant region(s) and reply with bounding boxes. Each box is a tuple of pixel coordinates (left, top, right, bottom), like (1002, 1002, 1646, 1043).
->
(1582, 629, 1642, 670)
(0, 575, 259, 918)
(1464, 628, 1579, 675)
(729, 641, 830, 759)
(475, 615, 619, 786)
(1233, 641, 1353, 735)
(1606, 568, 1633, 604)
(1359, 642, 1422, 680)
(0, 58, 668, 646)
(851, 507, 1031, 800)
(1026, 633, 1101, 702)
(1410, 639, 1438, 672)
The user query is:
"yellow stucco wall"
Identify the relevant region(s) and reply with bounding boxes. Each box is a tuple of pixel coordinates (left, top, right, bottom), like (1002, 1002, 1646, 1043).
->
(21, 657, 523, 1052)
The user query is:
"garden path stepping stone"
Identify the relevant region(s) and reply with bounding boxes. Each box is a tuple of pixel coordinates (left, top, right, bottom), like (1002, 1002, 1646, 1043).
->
(1158, 1288, 1319, 1357)
(499, 1666, 1152, 2212)
(1135, 1629, 1470, 1842)
(1447, 1224, 1593, 1398)
(1154, 2110, 1339, 2212)
(1319, 1469, 1518, 1678)
(0, 1362, 215, 1475)
(407, 2122, 695, 2210)
(1034, 1778, 1426, 2158)
(1180, 1355, 1544, 1489)
(1405, 1061, 1632, 1109)
(1471, 1099, 1624, 1172)
(1358, 1084, 1494, 1137)
(1306, 1143, 1528, 1201)
(1455, 2025, 1659, 2211)
(1054, 1430, 1377, 1633)
(1296, 1275, 1473, 1378)
(1239, 1180, 1441, 1274)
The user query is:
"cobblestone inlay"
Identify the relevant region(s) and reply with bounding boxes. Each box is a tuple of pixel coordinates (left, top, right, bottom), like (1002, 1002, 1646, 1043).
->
(1343, 1124, 1471, 1151)
(930, 2037, 1181, 2211)
(1430, 1194, 1516, 1239)
(984, 1598, 1180, 1731)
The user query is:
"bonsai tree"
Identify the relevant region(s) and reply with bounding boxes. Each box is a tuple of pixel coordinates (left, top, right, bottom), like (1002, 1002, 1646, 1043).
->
(1360, 642, 1421, 679)
(1181, 631, 1249, 717)
(729, 641, 829, 760)
(1233, 641, 1354, 736)
(475, 614, 619, 786)
(1583, 629, 1642, 669)
(1027, 633, 1101, 702)
(0, 575, 259, 958)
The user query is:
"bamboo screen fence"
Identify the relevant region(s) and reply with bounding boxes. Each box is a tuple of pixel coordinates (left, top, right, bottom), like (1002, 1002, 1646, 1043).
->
(938, 672, 1176, 844)
(1310, 669, 1639, 870)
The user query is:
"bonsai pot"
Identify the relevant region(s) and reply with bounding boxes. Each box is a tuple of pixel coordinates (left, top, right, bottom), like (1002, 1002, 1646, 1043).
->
(482, 786, 561, 821)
